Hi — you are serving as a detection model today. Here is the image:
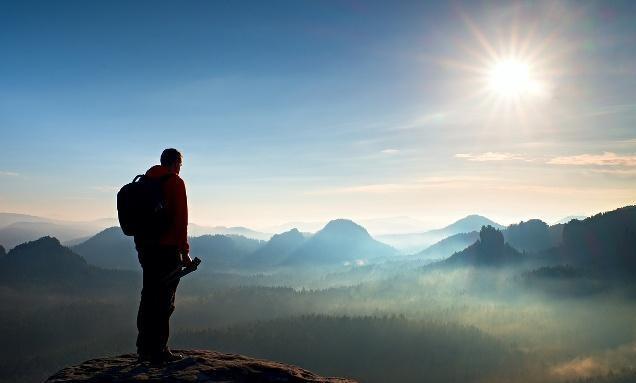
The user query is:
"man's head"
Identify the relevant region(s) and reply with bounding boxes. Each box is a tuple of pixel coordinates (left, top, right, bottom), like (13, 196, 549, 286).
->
(160, 148, 183, 175)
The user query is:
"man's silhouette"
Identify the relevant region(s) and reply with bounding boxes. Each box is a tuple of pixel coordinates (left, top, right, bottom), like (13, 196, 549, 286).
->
(135, 148, 192, 363)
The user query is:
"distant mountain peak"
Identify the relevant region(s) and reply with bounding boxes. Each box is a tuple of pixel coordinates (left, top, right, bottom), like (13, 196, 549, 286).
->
(320, 219, 370, 237)
(465, 214, 489, 219)
(447, 215, 503, 229)
(281, 219, 396, 265)
(12, 235, 63, 251)
(2, 235, 89, 278)
(423, 215, 504, 239)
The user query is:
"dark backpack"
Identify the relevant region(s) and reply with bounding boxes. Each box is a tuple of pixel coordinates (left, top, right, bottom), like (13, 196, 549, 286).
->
(117, 173, 174, 238)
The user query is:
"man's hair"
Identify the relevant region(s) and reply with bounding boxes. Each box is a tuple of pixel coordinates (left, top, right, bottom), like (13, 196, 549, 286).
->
(160, 148, 183, 167)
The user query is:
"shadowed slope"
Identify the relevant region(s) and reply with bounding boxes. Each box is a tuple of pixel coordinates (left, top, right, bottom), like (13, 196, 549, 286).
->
(248, 228, 307, 267)
(72, 227, 137, 270)
(0, 236, 138, 292)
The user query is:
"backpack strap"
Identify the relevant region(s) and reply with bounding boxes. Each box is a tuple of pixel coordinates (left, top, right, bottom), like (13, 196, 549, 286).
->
(134, 173, 174, 184)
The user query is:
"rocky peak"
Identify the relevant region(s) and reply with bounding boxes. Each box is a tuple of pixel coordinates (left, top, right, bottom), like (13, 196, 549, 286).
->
(479, 225, 504, 251)
(46, 349, 357, 383)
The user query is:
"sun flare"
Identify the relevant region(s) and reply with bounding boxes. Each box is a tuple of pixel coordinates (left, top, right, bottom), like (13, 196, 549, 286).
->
(484, 58, 547, 101)
(444, 12, 556, 118)
(488, 59, 530, 96)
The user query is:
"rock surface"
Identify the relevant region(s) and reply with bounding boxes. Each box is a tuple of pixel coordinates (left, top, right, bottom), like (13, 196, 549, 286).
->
(45, 349, 357, 383)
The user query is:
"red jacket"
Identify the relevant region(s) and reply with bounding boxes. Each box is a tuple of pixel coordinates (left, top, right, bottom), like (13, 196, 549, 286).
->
(141, 165, 190, 254)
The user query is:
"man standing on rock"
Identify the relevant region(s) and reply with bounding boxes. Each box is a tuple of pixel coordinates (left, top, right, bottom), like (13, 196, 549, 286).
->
(135, 148, 192, 363)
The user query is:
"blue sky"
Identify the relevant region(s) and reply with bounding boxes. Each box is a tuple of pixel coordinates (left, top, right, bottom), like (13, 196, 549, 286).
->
(1, 0, 635, 229)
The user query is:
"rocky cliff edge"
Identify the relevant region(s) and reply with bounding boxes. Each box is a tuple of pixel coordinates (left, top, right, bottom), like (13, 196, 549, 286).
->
(45, 349, 357, 383)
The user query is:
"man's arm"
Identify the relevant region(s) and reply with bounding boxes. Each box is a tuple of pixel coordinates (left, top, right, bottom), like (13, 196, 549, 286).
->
(174, 177, 190, 261)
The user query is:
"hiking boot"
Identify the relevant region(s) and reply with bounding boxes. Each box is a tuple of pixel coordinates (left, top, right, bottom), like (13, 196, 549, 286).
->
(137, 349, 183, 364)
(158, 349, 184, 363)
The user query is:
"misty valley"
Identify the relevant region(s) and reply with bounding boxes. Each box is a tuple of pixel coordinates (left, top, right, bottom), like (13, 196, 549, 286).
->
(0, 206, 635, 383)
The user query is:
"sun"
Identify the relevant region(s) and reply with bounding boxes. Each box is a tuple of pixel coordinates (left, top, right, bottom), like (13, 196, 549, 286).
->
(485, 57, 545, 100)
(439, 9, 559, 123)
(487, 59, 529, 96)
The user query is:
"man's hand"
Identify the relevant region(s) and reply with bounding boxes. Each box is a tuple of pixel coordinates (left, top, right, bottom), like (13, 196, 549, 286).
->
(181, 251, 194, 267)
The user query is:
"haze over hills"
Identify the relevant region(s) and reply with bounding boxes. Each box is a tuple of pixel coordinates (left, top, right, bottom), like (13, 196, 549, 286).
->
(263, 220, 327, 235)
(0, 213, 118, 250)
(0, 211, 272, 253)
(431, 214, 505, 235)
(415, 218, 563, 262)
(189, 223, 272, 240)
(283, 219, 397, 266)
(1, 211, 551, 258)
(8, 208, 636, 279)
(71, 227, 265, 272)
(72, 219, 398, 271)
(0, 221, 107, 250)
(430, 206, 636, 279)
(0, 213, 49, 227)
(414, 231, 480, 261)
(2, 205, 636, 383)
(266, 216, 433, 237)
(378, 214, 504, 254)
(6, 206, 635, 288)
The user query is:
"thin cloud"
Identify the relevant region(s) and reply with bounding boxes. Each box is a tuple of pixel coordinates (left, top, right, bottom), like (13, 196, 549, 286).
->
(455, 152, 528, 162)
(307, 176, 496, 195)
(0, 171, 19, 177)
(548, 152, 636, 166)
(381, 149, 400, 155)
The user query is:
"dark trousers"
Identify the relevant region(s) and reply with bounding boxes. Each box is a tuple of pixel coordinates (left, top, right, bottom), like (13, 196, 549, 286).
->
(136, 244, 181, 355)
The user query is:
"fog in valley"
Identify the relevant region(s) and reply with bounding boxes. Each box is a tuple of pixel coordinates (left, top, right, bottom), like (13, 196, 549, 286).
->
(1, 207, 635, 383)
